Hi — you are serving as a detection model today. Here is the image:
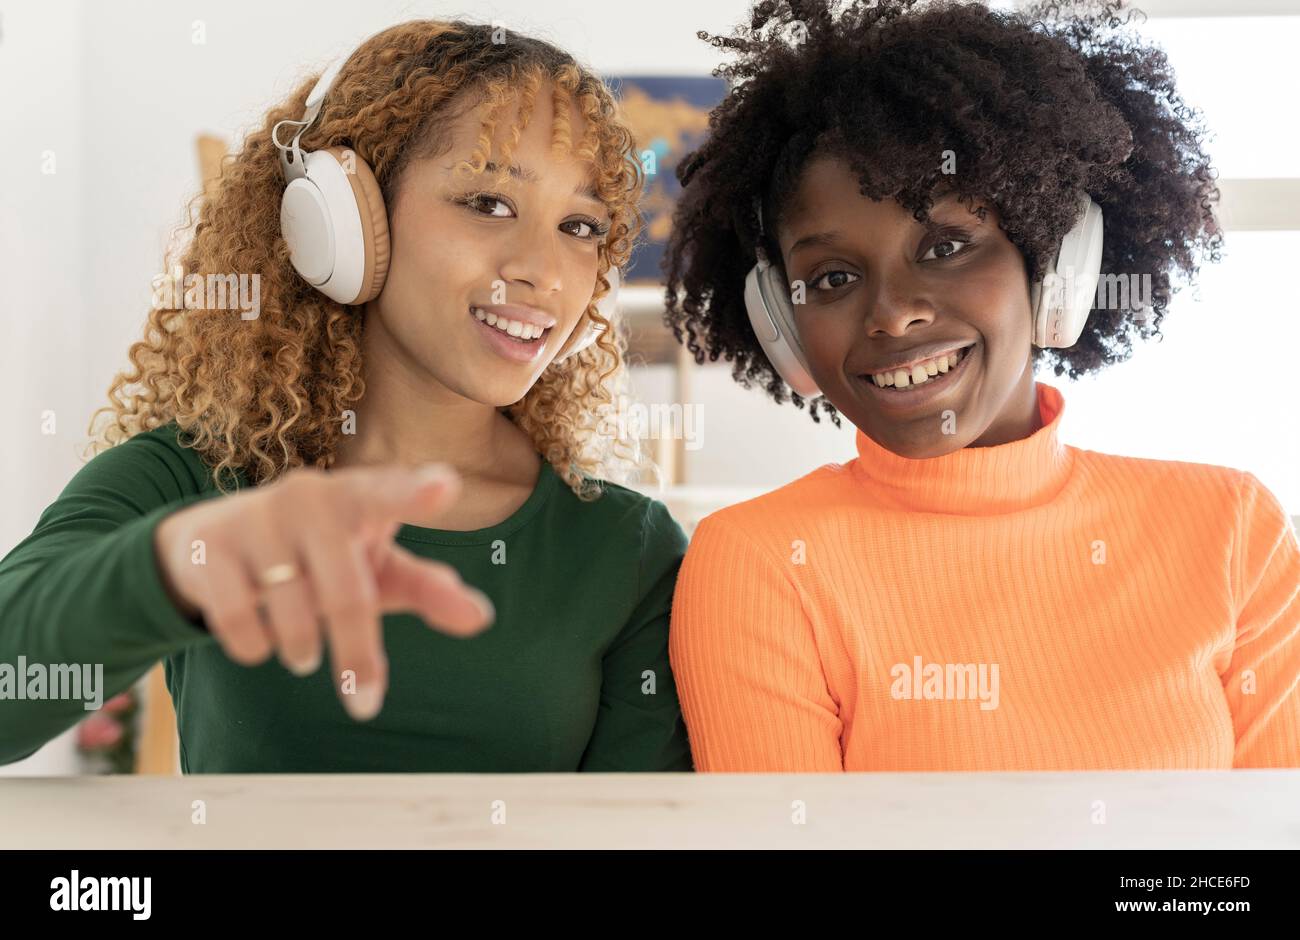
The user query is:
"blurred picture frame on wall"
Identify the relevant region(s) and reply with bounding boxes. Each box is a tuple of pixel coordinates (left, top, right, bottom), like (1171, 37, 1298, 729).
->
(605, 76, 726, 285)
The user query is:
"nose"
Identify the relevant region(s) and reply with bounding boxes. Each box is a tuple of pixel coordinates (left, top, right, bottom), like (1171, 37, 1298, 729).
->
(498, 223, 564, 298)
(862, 267, 936, 338)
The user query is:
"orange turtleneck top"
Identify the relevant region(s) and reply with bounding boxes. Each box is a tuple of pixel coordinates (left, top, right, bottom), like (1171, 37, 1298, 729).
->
(669, 382, 1300, 771)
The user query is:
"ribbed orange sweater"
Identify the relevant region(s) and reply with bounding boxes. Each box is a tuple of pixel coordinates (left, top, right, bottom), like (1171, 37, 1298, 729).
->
(670, 382, 1300, 771)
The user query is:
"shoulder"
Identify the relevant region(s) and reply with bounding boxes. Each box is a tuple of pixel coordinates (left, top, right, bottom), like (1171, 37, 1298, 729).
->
(65, 421, 217, 509)
(691, 461, 852, 541)
(1215, 468, 1297, 575)
(580, 481, 690, 607)
(1069, 446, 1252, 514)
(546, 472, 689, 564)
(1067, 449, 1299, 570)
(18, 422, 222, 542)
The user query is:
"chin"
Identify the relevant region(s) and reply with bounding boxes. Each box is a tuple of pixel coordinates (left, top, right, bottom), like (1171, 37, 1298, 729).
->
(485, 379, 545, 409)
(857, 415, 971, 459)
(429, 367, 529, 409)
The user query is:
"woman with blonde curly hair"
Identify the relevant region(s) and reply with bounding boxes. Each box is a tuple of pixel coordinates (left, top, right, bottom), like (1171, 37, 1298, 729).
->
(0, 20, 693, 773)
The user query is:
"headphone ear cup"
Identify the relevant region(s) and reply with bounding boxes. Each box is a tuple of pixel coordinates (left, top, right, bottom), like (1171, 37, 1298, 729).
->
(1031, 193, 1104, 349)
(323, 147, 389, 304)
(758, 262, 797, 331)
(555, 266, 619, 362)
(1029, 267, 1052, 347)
(281, 176, 335, 287)
(281, 147, 389, 306)
(743, 259, 821, 398)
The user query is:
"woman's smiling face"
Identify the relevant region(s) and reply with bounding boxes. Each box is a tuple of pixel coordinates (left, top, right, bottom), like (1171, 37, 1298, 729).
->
(371, 79, 611, 407)
(777, 154, 1041, 457)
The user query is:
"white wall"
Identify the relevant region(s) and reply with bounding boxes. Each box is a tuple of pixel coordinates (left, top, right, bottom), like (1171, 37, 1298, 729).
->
(0, 0, 88, 774)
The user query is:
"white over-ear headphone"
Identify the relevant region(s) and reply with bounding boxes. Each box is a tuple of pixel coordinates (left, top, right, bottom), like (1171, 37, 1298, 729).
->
(273, 50, 615, 361)
(743, 191, 1105, 398)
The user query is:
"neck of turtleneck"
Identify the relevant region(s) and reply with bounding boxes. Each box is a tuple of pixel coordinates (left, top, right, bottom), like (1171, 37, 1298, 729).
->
(848, 382, 1075, 515)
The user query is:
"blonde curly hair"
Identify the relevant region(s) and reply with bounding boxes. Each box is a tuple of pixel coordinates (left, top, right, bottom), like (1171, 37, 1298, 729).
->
(86, 19, 646, 501)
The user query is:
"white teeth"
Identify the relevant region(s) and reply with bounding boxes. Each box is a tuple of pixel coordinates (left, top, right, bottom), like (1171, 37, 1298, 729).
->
(872, 348, 964, 388)
(472, 307, 546, 341)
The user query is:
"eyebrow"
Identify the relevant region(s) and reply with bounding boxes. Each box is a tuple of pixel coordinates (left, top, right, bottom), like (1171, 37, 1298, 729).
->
(789, 230, 844, 256)
(787, 194, 978, 256)
(472, 160, 603, 205)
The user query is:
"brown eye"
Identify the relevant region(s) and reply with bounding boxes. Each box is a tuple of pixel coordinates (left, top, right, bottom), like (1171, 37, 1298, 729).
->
(560, 217, 609, 241)
(562, 219, 594, 239)
(921, 237, 971, 261)
(809, 269, 860, 291)
(463, 193, 514, 218)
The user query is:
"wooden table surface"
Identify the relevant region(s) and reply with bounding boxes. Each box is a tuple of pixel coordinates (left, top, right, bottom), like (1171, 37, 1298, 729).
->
(3, 770, 1298, 849)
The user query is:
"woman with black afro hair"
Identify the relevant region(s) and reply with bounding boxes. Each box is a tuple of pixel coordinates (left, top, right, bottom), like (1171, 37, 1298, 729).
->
(665, 0, 1300, 771)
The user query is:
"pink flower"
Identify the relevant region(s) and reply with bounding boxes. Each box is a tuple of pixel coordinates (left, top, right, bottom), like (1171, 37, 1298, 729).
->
(77, 713, 124, 750)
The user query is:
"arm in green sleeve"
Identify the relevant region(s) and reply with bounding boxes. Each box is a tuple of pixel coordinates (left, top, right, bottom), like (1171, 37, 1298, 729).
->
(578, 498, 694, 772)
(0, 430, 219, 765)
